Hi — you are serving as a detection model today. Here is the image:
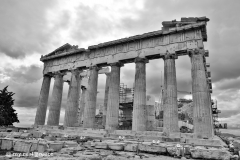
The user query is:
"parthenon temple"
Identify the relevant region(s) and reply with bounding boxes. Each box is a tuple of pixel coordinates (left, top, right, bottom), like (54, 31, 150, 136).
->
(34, 17, 214, 139)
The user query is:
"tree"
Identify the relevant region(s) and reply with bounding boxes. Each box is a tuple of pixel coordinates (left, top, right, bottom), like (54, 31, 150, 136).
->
(0, 86, 19, 126)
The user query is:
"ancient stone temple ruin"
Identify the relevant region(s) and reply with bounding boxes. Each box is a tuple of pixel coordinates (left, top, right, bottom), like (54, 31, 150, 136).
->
(34, 17, 213, 139)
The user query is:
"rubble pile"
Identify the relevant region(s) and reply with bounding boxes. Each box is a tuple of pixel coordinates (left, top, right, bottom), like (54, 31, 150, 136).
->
(0, 129, 237, 160)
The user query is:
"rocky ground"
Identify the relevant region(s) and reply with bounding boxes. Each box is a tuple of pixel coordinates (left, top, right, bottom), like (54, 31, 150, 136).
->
(0, 129, 238, 160)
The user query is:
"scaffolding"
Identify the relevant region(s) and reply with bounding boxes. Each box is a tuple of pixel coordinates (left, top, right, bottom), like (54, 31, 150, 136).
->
(119, 83, 134, 104)
(212, 100, 221, 135)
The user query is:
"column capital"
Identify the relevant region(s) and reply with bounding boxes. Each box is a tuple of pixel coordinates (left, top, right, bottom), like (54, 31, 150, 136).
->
(44, 72, 54, 78)
(89, 65, 101, 71)
(188, 48, 205, 57)
(69, 69, 82, 75)
(105, 72, 111, 76)
(81, 85, 86, 90)
(134, 57, 149, 63)
(110, 62, 124, 67)
(163, 52, 177, 60)
(53, 71, 66, 79)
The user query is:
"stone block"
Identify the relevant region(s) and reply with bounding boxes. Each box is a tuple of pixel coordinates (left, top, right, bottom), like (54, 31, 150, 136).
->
(107, 142, 124, 151)
(20, 133, 33, 139)
(32, 131, 43, 138)
(44, 136, 55, 141)
(1, 132, 10, 138)
(190, 148, 231, 160)
(38, 142, 48, 153)
(233, 140, 240, 149)
(95, 142, 108, 149)
(186, 138, 222, 147)
(1, 139, 13, 150)
(64, 141, 78, 148)
(30, 141, 38, 152)
(13, 140, 32, 152)
(162, 137, 180, 142)
(124, 143, 138, 152)
(48, 142, 64, 152)
(138, 143, 167, 154)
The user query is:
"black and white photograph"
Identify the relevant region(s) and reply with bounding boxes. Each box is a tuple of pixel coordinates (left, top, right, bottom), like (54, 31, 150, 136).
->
(0, 0, 240, 159)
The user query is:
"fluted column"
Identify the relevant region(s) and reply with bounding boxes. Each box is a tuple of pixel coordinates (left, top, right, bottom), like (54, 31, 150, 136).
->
(106, 63, 123, 130)
(78, 86, 86, 124)
(34, 74, 52, 125)
(47, 72, 64, 126)
(83, 66, 99, 128)
(190, 49, 213, 138)
(163, 54, 179, 135)
(132, 57, 148, 131)
(102, 73, 111, 127)
(64, 70, 81, 127)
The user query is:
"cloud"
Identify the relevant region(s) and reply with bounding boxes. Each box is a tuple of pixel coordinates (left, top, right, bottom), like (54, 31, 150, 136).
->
(0, 0, 72, 58)
(3, 65, 43, 83)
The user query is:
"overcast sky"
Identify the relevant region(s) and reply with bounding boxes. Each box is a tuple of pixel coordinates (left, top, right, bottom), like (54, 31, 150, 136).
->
(0, 0, 240, 127)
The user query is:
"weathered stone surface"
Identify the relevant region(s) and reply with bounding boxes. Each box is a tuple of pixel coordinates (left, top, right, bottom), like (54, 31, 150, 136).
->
(94, 142, 108, 149)
(37, 142, 48, 153)
(78, 86, 86, 124)
(34, 75, 51, 125)
(0, 132, 9, 138)
(124, 143, 138, 152)
(1, 139, 13, 150)
(48, 142, 64, 151)
(107, 142, 124, 151)
(83, 66, 99, 128)
(132, 58, 148, 131)
(190, 148, 231, 160)
(64, 70, 81, 127)
(106, 63, 122, 130)
(20, 133, 32, 139)
(42, 22, 206, 75)
(10, 132, 23, 138)
(138, 142, 167, 154)
(163, 56, 179, 134)
(47, 72, 64, 126)
(104, 155, 128, 160)
(64, 141, 78, 148)
(102, 73, 111, 127)
(233, 139, 240, 149)
(190, 49, 213, 138)
(13, 140, 32, 152)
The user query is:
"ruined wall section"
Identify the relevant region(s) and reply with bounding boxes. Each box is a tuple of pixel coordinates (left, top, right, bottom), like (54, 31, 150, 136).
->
(42, 22, 206, 75)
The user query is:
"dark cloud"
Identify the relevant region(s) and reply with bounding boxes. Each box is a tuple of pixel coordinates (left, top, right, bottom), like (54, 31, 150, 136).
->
(70, 4, 116, 45)
(219, 109, 240, 118)
(4, 65, 43, 83)
(0, 0, 71, 58)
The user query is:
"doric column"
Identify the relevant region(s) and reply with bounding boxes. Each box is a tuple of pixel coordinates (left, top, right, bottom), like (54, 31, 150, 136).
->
(190, 49, 213, 138)
(78, 86, 86, 124)
(47, 72, 65, 126)
(163, 54, 179, 135)
(106, 63, 123, 130)
(64, 70, 81, 127)
(132, 57, 148, 131)
(34, 74, 52, 125)
(83, 66, 99, 128)
(102, 73, 111, 127)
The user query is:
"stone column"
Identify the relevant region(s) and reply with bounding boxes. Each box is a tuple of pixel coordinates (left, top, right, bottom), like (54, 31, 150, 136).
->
(64, 70, 81, 127)
(47, 72, 64, 126)
(106, 63, 123, 130)
(34, 74, 52, 125)
(78, 86, 86, 124)
(190, 49, 213, 138)
(83, 66, 99, 128)
(163, 54, 179, 135)
(132, 57, 148, 131)
(102, 73, 111, 127)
